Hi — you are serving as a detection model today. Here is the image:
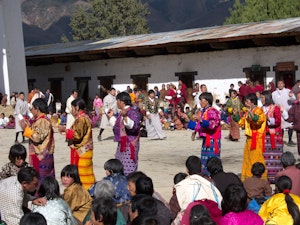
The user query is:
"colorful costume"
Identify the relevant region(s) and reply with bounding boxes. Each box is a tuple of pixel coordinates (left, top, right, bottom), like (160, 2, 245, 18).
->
(23, 114, 55, 190)
(0, 162, 31, 180)
(66, 111, 95, 190)
(145, 97, 165, 139)
(220, 210, 264, 225)
(113, 107, 141, 176)
(262, 104, 283, 183)
(233, 107, 267, 181)
(286, 100, 300, 155)
(259, 193, 300, 225)
(226, 97, 244, 140)
(199, 106, 221, 175)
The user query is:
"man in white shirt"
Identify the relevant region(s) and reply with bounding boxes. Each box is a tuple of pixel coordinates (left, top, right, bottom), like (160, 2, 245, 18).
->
(65, 90, 78, 129)
(272, 80, 296, 146)
(0, 167, 46, 225)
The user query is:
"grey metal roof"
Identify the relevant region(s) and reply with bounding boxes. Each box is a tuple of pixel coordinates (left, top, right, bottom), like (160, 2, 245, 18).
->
(25, 17, 300, 64)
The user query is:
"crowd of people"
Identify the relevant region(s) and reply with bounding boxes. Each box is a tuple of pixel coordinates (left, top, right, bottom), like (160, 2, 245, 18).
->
(1, 77, 300, 224)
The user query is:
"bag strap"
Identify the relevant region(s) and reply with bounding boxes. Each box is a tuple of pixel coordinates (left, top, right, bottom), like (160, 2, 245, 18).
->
(192, 182, 201, 202)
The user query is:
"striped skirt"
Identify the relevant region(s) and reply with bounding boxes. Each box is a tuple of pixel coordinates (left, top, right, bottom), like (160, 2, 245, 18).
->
(71, 149, 96, 190)
(263, 133, 283, 184)
(200, 137, 221, 176)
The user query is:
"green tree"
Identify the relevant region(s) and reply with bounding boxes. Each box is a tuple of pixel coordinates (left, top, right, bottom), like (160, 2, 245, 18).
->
(225, 0, 300, 24)
(69, 0, 150, 41)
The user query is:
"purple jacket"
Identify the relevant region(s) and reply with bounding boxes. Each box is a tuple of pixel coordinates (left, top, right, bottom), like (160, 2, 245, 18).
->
(219, 210, 263, 225)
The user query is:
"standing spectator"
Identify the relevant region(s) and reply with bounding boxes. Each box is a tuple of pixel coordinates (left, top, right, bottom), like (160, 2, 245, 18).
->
(285, 91, 300, 155)
(65, 90, 78, 130)
(1, 93, 7, 107)
(93, 94, 103, 117)
(30, 87, 45, 108)
(10, 92, 18, 108)
(153, 86, 160, 99)
(0, 167, 45, 225)
(178, 80, 187, 103)
(225, 90, 244, 141)
(232, 93, 267, 181)
(272, 80, 296, 146)
(59, 98, 96, 189)
(107, 92, 141, 176)
(98, 87, 117, 141)
(292, 80, 300, 96)
(259, 175, 300, 225)
(220, 184, 264, 225)
(44, 89, 54, 113)
(159, 84, 167, 101)
(20, 98, 55, 191)
(14, 92, 30, 143)
(238, 80, 247, 102)
(194, 92, 221, 175)
(228, 83, 235, 97)
(275, 151, 300, 196)
(261, 90, 283, 183)
(145, 90, 165, 140)
(267, 81, 276, 93)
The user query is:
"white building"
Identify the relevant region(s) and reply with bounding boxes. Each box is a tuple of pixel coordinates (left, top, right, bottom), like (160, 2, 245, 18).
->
(25, 17, 300, 105)
(0, 0, 28, 101)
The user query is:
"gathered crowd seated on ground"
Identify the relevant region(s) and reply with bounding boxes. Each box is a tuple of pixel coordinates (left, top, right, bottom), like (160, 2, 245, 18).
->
(2, 78, 300, 224)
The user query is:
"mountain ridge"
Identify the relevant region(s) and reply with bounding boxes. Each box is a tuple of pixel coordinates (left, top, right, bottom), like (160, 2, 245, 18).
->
(21, 0, 234, 47)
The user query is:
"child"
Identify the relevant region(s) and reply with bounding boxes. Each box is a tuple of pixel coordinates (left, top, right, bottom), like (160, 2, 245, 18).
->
(61, 164, 92, 223)
(5, 115, 15, 129)
(0, 143, 31, 180)
(243, 162, 272, 213)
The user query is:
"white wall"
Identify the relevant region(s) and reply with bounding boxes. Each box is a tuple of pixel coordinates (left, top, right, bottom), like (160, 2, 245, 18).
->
(26, 45, 300, 103)
(0, 0, 28, 100)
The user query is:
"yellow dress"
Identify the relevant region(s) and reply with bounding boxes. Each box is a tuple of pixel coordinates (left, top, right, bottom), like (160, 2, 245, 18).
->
(235, 106, 267, 181)
(259, 193, 300, 225)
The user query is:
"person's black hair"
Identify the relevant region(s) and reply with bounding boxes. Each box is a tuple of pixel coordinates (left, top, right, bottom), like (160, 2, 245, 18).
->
(20, 212, 47, 225)
(261, 91, 274, 106)
(251, 162, 265, 178)
(17, 167, 39, 184)
(109, 87, 116, 91)
(116, 92, 132, 106)
(104, 158, 124, 175)
(9, 143, 27, 164)
(32, 98, 48, 113)
(135, 176, 154, 196)
(190, 204, 216, 225)
(127, 171, 147, 183)
(71, 98, 86, 110)
(276, 176, 300, 225)
(186, 155, 202, 175)
(174, 172, 188, 185)
(92, 197, 117, 225)
(231, 90, 237, 95)
(131, 216, 159, 225)
(130, 194, 158, 217)
(71, 89, 78, 94)
(221, 184, 248, 216)
(148, 90, 155, 95)
(61, 164, 82, 185)
(199, 92, 213, 105)
(281, 151, 296, 168)
(245, 93, 257, 105)
(19, 92, 24, 95)
(169, 104, 174, 107)
(206, 157, 223, 177)
(38, 176, 60, 200)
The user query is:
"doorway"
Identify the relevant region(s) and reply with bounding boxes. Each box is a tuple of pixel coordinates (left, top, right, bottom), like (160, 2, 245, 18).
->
(97, 75, 116, 99)
(49, 78, 63, 102)
(274, 62, 298, 90)
(131, 74, 151, 94)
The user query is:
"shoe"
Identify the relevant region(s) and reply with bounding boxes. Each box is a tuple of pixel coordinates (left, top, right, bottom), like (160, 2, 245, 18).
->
(14, 140, 19, 144)
(287, 141, 297, 146)
(97, 135, 102, 141)
(22, 140, 28, 143)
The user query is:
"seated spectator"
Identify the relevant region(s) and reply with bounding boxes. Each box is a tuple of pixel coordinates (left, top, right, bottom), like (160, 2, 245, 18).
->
(60, 111, 67, 125)
(83, 180, 126, 225)
(5, 115, 15, 129)
(0, 167, 45, 225)
(188, 204, 217, 225)
(135, 176, 173, 225)
(129, 194, 158, 225)
(244, 162, 272, 213)
(175, 156, 223, 211)
(0, 143, 31, 180)
(244, 162, 272, 200)
(32, 176, 78, 225)
(169, 173, 188, 219)
(89, 110, 100, 128)
(206, 157, 243, 196)
(20, 212, 47, 225)
(173, 114, 184, 130)
(0, 112, 8, 128)
(61, 164, 92, 223)
(50, 113, 59, 128)
(275, 151, 300, 196)
(220, 184, 263, 225)
(259, 175, 300, 225)
(86, 197, 117, 225)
